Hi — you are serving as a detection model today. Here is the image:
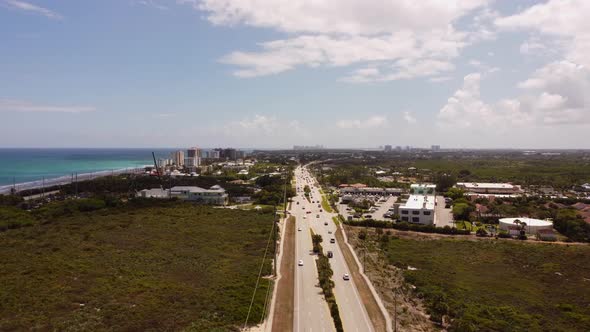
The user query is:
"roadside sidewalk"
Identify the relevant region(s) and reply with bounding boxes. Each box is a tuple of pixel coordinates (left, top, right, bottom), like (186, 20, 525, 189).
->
(265, 216, 295, 332)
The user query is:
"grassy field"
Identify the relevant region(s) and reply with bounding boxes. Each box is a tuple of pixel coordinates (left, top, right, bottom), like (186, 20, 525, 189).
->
(382, 236, 590, 331)
(0, 202, 274, 331)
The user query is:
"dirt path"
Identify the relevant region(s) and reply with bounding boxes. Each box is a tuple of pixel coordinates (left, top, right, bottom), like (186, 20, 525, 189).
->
(271, 216, 295, 332)
(335, 225, 388, 332)
(383, 228, 589, 246)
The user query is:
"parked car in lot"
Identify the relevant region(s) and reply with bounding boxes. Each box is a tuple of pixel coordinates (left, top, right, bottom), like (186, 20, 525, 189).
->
(364, 214, 372, 219)
(327, 251, 333, 258)
(330, 238, 335, 243)
(316, 214, 320, 218)
(324, 221, 328, 225)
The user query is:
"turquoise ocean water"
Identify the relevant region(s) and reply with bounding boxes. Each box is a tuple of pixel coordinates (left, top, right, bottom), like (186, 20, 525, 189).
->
(0, 148, 175, 189)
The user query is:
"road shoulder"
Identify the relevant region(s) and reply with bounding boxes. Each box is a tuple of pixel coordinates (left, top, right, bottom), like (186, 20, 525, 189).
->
(335, 222, 390, 332)
(270, 216, 295, 332)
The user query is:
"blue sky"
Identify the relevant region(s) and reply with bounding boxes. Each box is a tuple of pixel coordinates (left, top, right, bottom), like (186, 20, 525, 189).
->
(0, 0, 588, 149)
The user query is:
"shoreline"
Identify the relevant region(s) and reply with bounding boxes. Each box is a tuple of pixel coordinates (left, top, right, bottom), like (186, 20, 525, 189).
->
(0, 166, 148, 195)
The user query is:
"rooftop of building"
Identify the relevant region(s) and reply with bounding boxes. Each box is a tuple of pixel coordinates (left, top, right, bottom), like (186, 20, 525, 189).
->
(171, 185, 226, 193)
(402, 194, 435, 210)
(457, 182, 515, 189)
(410, 183, 436, 189)
(140, 188, 168, 196)
(499, 217, 553, 227)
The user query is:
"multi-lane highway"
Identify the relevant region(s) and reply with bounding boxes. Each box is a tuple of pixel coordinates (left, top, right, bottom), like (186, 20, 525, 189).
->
(291, 165, 374, 332)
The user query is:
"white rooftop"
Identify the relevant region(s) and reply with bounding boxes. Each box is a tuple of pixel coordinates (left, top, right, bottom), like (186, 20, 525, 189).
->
(499, 217, 553, 227)
(402, 195, 435, 210)
(171, 186, 226, 193)
(457, 182, 515, 189)
(411, 184, 436, 189)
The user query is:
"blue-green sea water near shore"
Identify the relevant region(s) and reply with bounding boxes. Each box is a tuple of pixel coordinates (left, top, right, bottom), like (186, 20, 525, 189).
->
(0, 148, 175, 186)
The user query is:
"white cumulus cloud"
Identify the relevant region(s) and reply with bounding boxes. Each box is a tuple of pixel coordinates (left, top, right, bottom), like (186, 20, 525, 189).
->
(186, 0, 493, 82)
(438, 61, 590, 129)
(0, 99, 95, 113)
(403, 111, 416, 124)
(495, 0, 590, 67)
(2, 0, 63, 19)
(336, 115, 388, 129)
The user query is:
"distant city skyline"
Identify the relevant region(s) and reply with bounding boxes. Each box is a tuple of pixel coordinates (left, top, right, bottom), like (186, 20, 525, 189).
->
(1, 0, 589, 149)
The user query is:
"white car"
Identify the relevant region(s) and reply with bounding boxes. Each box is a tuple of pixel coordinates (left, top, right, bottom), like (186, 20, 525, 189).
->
(298, 260, 304, 266)
(298, 227, 302, 231)
(343, 273, 350, 280)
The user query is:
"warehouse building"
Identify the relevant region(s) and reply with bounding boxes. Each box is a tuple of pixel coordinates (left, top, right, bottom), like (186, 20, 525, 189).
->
(456, 182, 522, 196)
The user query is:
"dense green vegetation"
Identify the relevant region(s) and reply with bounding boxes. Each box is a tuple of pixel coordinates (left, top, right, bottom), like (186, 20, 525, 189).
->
(553, 208, 590, 242)
(321, 193, 334, 213)
(344, 219, 471, 235)
(411, 157, 590, 189)
(19, 174, 254, 198)
(315, 153, 590, 190)
(318, 164, 406, 188)
(253, 173, 294, 206)
(315, 250, 343, 331)
(382, 237, 590, 331)
(0, 201, 275, 331)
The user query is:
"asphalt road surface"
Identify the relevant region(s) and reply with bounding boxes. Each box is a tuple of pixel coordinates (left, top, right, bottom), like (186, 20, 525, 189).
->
(291, 165, 374, 332)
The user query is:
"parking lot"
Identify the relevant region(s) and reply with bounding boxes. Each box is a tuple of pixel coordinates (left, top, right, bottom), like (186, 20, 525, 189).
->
(435, 195, 454, 227)
(338, 195, 398, 220)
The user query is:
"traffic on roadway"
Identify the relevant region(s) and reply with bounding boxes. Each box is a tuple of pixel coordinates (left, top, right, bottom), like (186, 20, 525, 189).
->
(291, 165, 374, 332)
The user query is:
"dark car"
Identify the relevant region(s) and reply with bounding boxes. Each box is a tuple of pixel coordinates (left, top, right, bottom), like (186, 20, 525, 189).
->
(330, 238, 335, 243)
(327, 251, 333, 258)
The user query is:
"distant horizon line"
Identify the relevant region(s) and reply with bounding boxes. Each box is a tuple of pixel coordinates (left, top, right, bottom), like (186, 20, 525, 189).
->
(1, 147, 589, 151)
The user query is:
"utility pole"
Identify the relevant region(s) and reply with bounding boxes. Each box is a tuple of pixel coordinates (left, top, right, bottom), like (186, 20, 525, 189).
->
(393, 288, 398, 332)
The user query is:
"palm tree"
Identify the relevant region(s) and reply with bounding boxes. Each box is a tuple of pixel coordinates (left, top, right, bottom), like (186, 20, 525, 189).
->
(520, 221, 527, 234)
(513, 219, 521, 228)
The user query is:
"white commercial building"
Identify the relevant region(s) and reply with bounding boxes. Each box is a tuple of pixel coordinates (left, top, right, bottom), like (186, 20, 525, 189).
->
(170, 185, 228, 205)
(499, 217, 553, 234)
(400, 184, 436, 225)
(339, 187, 403, 196)
(456, 182, 522, 195)
(137, 185, 228, 205)
(137, 188, 169, 198)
